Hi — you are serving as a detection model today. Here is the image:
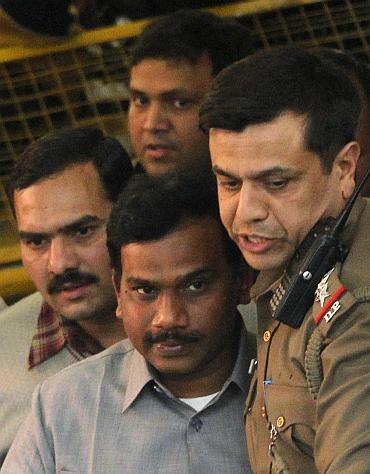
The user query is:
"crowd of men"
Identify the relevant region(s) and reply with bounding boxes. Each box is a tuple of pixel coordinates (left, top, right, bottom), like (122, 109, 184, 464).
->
(0, 7, 369, 474)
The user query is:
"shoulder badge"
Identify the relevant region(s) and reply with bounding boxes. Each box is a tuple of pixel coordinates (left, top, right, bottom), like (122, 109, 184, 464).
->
(314, 267, 347, 325)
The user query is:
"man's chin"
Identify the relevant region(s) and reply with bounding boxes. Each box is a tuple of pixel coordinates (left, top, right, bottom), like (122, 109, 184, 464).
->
(45, 295, 94, 321)
(241, 251, 290, 273)
(142, 159, 178, 176)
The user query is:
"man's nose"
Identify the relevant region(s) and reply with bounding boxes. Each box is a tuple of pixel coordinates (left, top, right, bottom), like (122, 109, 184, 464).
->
(47, 236, 79, 274)
(235, 183, 269, 224)
(143, 103, 171, 132)
(152, 291, 188, 330)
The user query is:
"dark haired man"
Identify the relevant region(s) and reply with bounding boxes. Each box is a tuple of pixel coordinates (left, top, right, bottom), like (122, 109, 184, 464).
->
(2, 173, 254, 473)
(128, 8, 252, 176)
(0, 128, 133, 465)
(200, 47, 370, 473)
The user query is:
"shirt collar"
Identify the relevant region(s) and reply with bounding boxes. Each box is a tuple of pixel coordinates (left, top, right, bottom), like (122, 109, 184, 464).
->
(122, 323, 252, 412)
(122, 348, 154, 412)
(28, 302, 104, 369)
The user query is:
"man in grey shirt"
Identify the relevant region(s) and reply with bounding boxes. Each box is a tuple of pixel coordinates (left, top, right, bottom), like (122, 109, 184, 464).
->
(2, 172, 255, 474)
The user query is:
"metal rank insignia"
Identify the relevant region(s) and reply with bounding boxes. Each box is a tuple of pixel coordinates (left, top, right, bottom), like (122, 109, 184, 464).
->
(270, 280, 286, 314)
(315, 267, 335, 308)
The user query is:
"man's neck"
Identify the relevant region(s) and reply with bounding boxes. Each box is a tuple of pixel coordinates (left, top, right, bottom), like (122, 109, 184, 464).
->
(77, 316, 125, 349)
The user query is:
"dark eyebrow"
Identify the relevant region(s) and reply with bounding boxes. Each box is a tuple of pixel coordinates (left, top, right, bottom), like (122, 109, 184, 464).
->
(130, 87, 198, 101)
(126, 277, 156, 287)
(19, 230, 48, 242)
(213, 165, 300, 181)
(212, 165, 239, 179)
(161, 89, 198, 101)
(180, 268, 214, 286)
(62, 215, 104, 234)
(129, 87, 146, 96)
(249, 166, 296, 181)
(19, 216, 104, 241)
(126, 268, 215, 288)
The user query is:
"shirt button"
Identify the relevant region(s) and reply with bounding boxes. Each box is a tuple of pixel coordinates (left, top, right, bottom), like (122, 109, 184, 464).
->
(191, 418, 203, 432)
(263, 330, 271, 342)
(276, 416, 285, 428)
(261, 406, 266, 418)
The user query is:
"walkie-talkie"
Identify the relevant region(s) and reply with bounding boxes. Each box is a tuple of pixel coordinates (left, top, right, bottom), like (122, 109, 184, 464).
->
(270, 170, 369, 329)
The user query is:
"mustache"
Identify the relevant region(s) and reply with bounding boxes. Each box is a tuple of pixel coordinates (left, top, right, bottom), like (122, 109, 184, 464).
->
(47, 269, 98, 295)
(143, 329, 204, 344)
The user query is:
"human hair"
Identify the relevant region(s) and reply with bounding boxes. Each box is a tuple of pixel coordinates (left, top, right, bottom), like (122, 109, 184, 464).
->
(311, 48, 370, 105)
(10, 127, 133, 201)
(129, 9, 253, 76)
(107, 171, 242, 277)
(199, 46, 361, 171)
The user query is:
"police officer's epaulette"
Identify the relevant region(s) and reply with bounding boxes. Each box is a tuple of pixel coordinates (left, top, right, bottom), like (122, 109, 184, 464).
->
(305, 265, 369, 399)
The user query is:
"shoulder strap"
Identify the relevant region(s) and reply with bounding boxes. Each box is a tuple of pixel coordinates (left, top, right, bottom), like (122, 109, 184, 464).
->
(305, 286, 370, 399)
(304, 328, 324, 400)
(353, 286, 370, 302)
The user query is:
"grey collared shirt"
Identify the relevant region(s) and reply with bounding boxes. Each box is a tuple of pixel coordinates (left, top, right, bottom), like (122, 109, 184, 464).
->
(2, 328, 255, 474)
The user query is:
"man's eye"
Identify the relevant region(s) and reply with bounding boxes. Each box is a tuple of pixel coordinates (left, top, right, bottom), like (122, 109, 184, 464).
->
(186, 280, 206, 292)
(218, 178, 241, 191)
(25, 237, 47, 249)
(131, 95, 148, 107)
(75, 226, 95, 237)
(268, 179, 288, 190)
(136, 287, 156, 296)
(173, 98, 192, 109)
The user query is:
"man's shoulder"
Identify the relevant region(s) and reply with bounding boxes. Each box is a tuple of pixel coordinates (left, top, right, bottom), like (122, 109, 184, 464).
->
(38, 338, 135, 400)
(0, 292, 42, 328)
(0, 292, 42, 352)
(341, 197, 370, 289)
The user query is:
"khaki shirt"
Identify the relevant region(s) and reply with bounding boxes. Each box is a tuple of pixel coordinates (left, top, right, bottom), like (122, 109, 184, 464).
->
(245, 198, 370, 473)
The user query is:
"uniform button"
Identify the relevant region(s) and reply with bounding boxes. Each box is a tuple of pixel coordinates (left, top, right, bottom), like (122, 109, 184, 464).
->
(261, 406, 266, 418)
(276, 416, 285, 428)
(263, 330, 271, 342)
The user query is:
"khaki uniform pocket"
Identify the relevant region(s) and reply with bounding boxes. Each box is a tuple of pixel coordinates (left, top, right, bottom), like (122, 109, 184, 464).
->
(264, 384, 317, 473)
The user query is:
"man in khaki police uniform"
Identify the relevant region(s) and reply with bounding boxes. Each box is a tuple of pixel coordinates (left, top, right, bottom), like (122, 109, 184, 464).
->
(200, 46, 370, 473)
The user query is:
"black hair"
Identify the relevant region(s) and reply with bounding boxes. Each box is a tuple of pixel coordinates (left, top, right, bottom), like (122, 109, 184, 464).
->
(107, 171, 242, 277)
(199, 46, 361, 171)
(129, 9, 253, 76)
(311, 48, 370, 104)
(10, 127, 133, 201)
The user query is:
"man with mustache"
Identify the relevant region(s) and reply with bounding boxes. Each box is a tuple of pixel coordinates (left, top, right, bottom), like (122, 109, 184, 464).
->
(0, 127, 133, 465)
(128, 9, 252, 176)
(2, 172, 255, 473)
(200, 47, 370, 473)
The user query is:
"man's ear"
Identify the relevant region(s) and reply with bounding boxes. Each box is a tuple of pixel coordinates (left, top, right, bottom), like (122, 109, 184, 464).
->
(112, 270, 123, 319)
(334, 141, 360, 199)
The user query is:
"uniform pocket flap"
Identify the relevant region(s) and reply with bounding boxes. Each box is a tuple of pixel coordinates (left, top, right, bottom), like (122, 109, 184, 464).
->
(265, 384, 316, 432)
